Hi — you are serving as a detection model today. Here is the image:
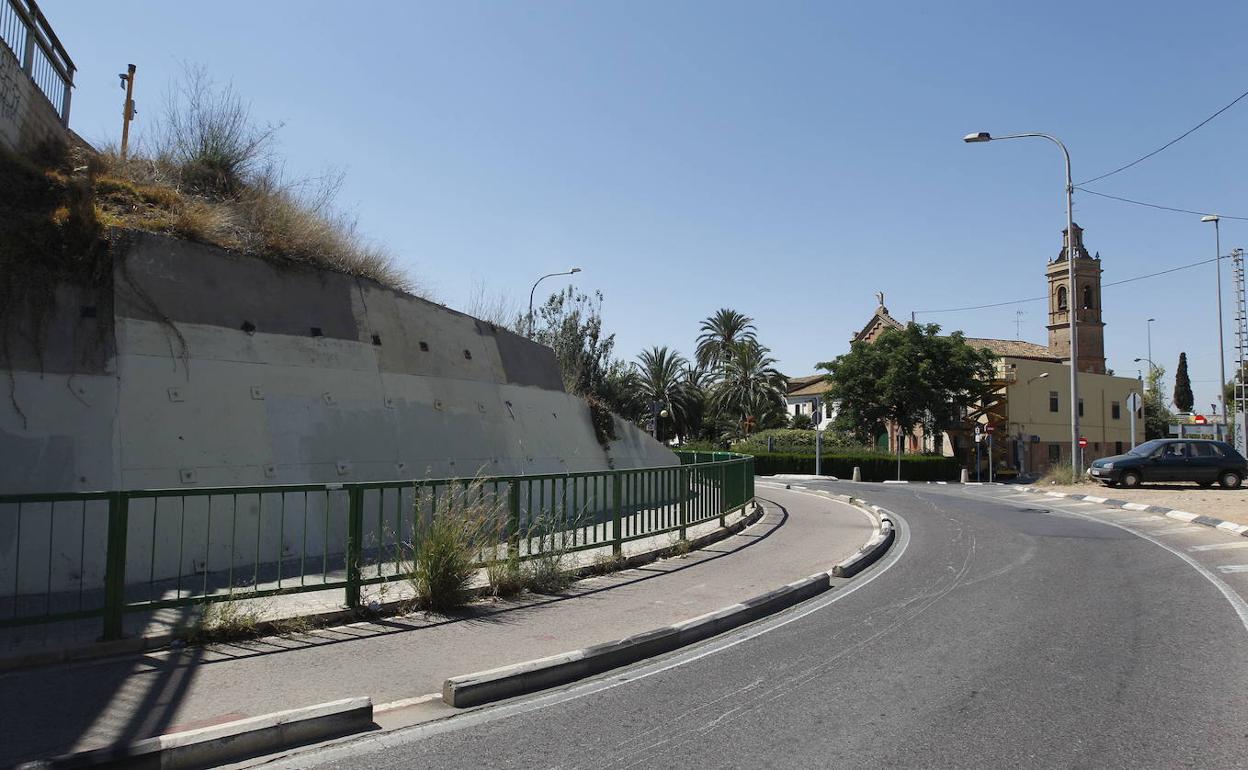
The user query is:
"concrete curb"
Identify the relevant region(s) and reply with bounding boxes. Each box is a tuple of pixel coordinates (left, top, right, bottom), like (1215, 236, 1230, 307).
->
(442, 572, 831, 708)
(442, 494, 896, 709)
(1018, 486, 1248, 537)
(0, 507, 763, 675)
(16, 697, 373, 770)
(831, 507, 896, 578)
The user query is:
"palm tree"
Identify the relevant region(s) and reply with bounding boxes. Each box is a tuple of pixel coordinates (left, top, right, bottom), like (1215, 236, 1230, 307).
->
(634, 347, 694, 442)
(695, 309, 758, 371)
(709, 340, 788, 437)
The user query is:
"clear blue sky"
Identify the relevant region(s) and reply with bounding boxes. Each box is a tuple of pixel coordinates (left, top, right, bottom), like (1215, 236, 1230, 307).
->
(47, 0, 1248, 413)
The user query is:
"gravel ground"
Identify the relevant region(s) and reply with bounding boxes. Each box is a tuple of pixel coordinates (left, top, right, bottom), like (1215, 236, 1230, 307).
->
(1038, 482, 1248, 525)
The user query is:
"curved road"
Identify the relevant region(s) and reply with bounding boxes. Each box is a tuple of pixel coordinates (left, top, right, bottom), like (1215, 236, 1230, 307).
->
(269, 482, 1248, 769)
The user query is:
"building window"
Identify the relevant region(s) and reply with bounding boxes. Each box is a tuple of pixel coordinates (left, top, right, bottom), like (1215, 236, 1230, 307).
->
(1057, 286, 1068, 311)
(1049, 391, 1059, 412)
(1082, 285, 1093, 309)
(1078, 398, 1084, 417)
(1048, 444, 1061, 463)
(1111, 401, 1121, 420)
(1116, 441, 1123, 454)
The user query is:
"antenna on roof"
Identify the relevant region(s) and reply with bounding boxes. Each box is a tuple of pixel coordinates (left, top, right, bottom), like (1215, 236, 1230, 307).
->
(1015, 309, 1026, 340)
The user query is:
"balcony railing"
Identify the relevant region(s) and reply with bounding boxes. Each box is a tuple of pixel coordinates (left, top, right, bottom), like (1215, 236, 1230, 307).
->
(0, 0, 74, 125)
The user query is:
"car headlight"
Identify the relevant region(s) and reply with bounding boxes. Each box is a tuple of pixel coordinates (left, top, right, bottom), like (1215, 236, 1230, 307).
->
(1102, 462, 1113, 470)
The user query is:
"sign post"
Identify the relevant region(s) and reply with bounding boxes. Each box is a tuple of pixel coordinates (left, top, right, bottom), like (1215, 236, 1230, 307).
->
(974, 424, 982, 482)
(1078, 436, 1088, 473)
(986, 425, 995, 483)
(1126, 392, 1141, 449)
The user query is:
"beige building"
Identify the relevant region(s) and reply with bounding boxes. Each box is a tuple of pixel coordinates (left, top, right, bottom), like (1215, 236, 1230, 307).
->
(850, 224, 1143, 475)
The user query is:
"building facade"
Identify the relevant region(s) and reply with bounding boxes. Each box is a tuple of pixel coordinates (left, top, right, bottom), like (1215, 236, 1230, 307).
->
(845, 225, 1143, 475)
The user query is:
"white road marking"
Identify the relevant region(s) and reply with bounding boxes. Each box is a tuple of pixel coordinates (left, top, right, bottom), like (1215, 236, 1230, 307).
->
(375, 694, 443, 713)
(1151, 525, 1205, 536)
(1123, 503, 1151, 511)
(1190, 542, 1248, 552)
(1217, 565, 1248, 574)
(1167, 511, 1199, 522)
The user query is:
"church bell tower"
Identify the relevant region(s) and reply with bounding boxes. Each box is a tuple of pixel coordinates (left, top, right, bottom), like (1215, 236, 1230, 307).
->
(1046, 223, 1107, 374)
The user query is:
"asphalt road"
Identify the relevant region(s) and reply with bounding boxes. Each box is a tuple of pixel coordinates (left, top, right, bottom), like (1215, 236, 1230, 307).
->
(262, 482, 1248, 769)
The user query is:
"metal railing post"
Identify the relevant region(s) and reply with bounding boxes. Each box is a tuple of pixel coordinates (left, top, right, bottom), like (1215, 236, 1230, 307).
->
(612, 472, 623, 557)
(678, 466, 689, 540)
(507, 480, 521, 558)
(718, 463, 726, 527)
(345, 486, 363, 609)
(102, 492, 129, 641)
(21, 24, 35, 75)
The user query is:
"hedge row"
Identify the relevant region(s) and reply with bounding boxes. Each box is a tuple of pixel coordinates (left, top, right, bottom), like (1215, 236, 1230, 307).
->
(743, 451, 960, 481)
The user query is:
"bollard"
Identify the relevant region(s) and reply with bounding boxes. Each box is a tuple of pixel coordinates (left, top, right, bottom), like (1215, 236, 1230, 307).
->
(960, 468, 969, 483)
(852, 466, 861, 482)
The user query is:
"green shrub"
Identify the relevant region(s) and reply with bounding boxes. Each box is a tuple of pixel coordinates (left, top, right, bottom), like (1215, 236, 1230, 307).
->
(731, 429, 869, 455)
(743, 450, 958, 481)
(408, 511, 482, 611)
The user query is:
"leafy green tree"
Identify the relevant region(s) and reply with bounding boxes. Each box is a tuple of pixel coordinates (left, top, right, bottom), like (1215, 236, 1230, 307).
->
(708, 340, 788, 438)
(530, 287, 638, 441)
(1174, 352, 1194, 413)
(1144, 365, 1174, 440)
(818, 323, 996, 453)
(695, 309, 757, 370)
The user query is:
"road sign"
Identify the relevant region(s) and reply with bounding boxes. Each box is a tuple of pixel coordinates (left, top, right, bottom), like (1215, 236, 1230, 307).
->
(974, 424, 982, 442)
(1078, 437, 1088, 448)
(1126, 392, 1141, 412)
(1193, 414, 1208, 424)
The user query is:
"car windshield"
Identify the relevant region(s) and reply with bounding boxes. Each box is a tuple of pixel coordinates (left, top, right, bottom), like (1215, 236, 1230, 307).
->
(1128, 440, 1167, 457)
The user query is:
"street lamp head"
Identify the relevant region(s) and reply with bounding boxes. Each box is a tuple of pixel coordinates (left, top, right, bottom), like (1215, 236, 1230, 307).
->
(963, 132, 992, 143)
(1147, 317, 1155, 322)
(1201, 215, 1220, 223)
(1037, 372, 1049, 379)
(569, 267, 582, 274)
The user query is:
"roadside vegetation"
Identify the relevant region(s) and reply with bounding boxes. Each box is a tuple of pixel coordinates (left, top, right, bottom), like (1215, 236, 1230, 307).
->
(1, 65, 413, 303)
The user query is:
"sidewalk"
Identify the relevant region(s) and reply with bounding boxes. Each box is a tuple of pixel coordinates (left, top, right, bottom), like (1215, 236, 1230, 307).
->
(0, 487, 873, 767)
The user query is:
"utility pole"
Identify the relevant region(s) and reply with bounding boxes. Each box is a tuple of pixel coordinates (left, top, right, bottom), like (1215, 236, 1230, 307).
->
(119, 64, 137, 161)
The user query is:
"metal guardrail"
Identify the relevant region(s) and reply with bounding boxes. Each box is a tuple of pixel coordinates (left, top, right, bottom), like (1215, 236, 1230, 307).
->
(0, 0, 74, 125)
(0, 452, 754, 640)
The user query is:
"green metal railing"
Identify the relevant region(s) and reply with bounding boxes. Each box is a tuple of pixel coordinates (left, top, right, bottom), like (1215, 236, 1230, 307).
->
(0, 452, 754, 640)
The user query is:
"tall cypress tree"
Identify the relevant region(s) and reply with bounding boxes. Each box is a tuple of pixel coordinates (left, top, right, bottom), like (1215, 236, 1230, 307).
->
(1174, 352, 1195, 413)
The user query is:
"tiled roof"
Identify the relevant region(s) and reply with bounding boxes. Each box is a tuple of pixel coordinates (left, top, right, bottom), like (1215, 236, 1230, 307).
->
(785, 376, 833, 397)
(964, 337, 1060, 361)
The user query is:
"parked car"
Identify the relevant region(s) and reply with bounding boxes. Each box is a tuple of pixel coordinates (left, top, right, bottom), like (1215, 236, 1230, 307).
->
(1087, 439, 1248, 489)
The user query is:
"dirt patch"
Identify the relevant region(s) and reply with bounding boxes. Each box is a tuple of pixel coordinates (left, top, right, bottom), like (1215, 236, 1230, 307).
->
(1040, 483, 1248, 526)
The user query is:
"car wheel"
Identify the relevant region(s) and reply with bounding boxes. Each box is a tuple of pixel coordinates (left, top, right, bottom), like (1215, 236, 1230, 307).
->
(1219, 471, 1243, 489)
(1120, 470, 1142, 488)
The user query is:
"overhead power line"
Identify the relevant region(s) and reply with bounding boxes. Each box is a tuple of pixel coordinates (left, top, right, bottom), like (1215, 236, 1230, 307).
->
(1077, 85, 1248, 186)
(914, 255, 1222, 315)
(1076, 187, 1248, 221)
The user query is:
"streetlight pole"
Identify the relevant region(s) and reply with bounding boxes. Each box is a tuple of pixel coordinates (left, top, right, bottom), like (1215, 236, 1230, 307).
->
(1201, 215, 1228, 440)
(964, 131, 1080, 477)
(1146, 317, 1155, 385)
(526, 267, 582, 338)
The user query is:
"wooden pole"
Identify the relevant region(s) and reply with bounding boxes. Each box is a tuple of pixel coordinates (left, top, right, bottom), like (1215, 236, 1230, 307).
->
(120, 64, 136, 160)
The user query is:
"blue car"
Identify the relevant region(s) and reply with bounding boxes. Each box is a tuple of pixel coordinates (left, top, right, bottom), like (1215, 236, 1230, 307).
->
(1087, 439, 1248, 489)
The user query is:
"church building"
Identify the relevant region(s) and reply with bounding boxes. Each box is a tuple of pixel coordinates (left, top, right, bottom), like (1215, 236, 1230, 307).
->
(849, 224, 1143, 475)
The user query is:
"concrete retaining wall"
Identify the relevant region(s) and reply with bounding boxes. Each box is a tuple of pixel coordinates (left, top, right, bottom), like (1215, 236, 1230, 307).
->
(0, 38, 67, 153)
(0, 232, 675, 597)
